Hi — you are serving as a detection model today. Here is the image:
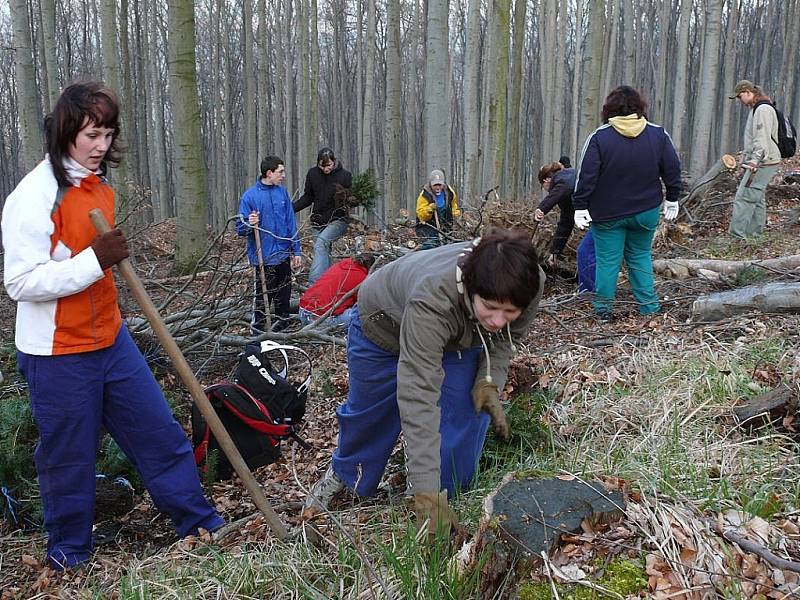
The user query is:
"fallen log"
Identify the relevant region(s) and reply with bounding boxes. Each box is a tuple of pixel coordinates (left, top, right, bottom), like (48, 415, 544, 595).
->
(681, 154, 738, 214)
(654, 255, 800, 280)
(691, 282, 800, 321)
(733, 384, 798, 428)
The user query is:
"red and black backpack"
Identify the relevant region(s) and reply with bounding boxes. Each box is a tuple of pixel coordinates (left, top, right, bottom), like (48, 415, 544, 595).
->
(192, 341, 312, 480)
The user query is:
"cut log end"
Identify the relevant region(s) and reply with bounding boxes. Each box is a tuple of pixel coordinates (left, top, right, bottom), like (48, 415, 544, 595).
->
(722, 154, 737, 170)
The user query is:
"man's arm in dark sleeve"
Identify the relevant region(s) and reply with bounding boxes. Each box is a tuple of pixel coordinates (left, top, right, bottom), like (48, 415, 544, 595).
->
(292, 171, 314, 213)
(538, 177, 570, 214)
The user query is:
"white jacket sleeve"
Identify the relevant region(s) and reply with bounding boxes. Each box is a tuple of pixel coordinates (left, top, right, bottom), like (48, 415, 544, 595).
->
(2, 172, 104, 303)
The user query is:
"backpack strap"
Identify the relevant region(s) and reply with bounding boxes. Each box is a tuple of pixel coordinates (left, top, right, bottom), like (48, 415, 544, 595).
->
(257, 340, 313, 394)
(751, 100, 781, 149)
(193, 422, 211, 467)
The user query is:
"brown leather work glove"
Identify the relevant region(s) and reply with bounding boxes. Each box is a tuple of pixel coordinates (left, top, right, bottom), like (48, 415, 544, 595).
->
(472, 378, 510, 440)
(413, 491, 458, 539)
(91, 229, 130, 270)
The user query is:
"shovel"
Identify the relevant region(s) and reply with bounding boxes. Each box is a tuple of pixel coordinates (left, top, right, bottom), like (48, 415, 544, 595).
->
(89, 209, 289, 540)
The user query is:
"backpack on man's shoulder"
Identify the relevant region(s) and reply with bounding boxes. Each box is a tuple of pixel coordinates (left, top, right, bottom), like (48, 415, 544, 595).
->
(753, 100, 797, 158)
(192, 341, 312, 480)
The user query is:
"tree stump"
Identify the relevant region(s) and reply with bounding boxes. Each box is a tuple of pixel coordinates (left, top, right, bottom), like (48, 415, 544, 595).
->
(458, 474, 625, 597)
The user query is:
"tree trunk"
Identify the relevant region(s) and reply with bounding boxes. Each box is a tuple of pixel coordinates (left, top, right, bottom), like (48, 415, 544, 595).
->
(383, 0, 402, 220)
(462, 0, 482, 203)
(100, 0, 133, 221)
(149, 0, 171, 218)
(578, 0, 604, 155)
(244, 0, 258, 185)
(508, 0, 527, 201)
(424, 0, 450, 174)
(652, 0, 670, 123)
(482, 0, 510, 192)
(358, 0, 375, 172)
(309, 0, 319, 164)
(689, 0, 723, 180)
(671, 0, 691, 155)
(41, 0, 60, 108)
(719, 0, 741, 154)
(602, 0, 618, 99)
(570, 0, 585, 161)
(622, 0, 635, 83)
(542, 0, 557, 164)
(167, 0, 208, 270)
(10, 0, 43, 172)
(256, 0, 269, 158)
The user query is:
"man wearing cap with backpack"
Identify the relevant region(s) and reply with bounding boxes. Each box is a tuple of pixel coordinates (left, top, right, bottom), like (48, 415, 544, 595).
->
(728, 79, 783, 238)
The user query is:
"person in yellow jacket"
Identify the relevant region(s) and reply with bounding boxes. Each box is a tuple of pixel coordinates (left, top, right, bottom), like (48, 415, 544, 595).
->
(415, 169, 460, 249)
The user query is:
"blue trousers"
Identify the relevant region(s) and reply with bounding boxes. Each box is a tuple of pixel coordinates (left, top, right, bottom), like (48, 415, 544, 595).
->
(310, 220, 348, 284)
(332, 310, 489, 498)
(18, 327, 222, 570)
(577, 229, 596, 293)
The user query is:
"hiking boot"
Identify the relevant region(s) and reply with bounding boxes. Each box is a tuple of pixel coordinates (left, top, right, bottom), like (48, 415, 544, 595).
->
(302, 466, 346, 518)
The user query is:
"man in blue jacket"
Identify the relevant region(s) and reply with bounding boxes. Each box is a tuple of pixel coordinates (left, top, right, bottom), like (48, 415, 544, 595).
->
(236, 156, 302, 333)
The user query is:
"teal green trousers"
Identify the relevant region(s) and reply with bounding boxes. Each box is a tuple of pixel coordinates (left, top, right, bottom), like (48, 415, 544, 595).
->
(591, 206, 661, 316)
(729, 165, 778, 238)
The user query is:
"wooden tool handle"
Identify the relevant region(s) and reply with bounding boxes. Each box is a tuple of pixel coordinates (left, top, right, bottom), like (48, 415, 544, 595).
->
(89, 209, 288, 539)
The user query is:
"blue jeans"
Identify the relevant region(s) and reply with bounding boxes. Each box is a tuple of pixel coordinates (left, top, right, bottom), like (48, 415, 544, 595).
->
(17, 327, 222, 570)
(298, 306, 355, 329)
(577, 229, 596, 293)
(310, 220, 349, 284)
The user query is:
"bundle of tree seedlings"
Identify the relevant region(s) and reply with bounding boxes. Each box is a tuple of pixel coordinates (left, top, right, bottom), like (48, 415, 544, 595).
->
(335, 169, 380, 210)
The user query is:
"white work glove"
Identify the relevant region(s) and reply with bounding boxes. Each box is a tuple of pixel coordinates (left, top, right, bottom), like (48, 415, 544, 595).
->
(574, 209, 592, 230)
(663, 201, 679, 221)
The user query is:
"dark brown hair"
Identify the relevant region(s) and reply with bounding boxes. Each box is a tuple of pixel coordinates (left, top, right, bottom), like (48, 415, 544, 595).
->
(461, 229, 540, 309)
(317, 146, 336, 167)
(44, 81, 121, 187)
(601, 85, 648, 123)
(354, 252, 376, 268)
(260, 155, 284, 177)
(538, 162, 563, 185)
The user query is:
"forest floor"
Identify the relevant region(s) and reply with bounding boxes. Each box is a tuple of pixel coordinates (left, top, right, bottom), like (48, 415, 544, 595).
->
(1, 159, 800, 599)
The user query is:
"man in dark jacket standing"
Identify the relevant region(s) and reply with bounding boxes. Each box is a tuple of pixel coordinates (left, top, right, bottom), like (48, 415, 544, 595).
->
(293, 147, 353, 283)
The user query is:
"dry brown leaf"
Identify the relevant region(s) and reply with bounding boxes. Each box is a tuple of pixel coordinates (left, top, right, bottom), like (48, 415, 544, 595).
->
(21, 554, 40, 569)
(776, 519, 799, 536)
(741, 553, 761, 578)
(745, 516, 772, 544)
(679, 546, 697, 564)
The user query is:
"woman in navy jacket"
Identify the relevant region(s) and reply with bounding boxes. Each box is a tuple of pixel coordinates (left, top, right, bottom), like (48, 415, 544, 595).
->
(572, 86, 681, 319)
(534, 161, 577, 265)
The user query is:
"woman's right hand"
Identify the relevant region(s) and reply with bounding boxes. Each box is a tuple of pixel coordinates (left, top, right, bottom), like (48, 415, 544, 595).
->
(248, 211, 260, 226)
(534, 208, 545, 222)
